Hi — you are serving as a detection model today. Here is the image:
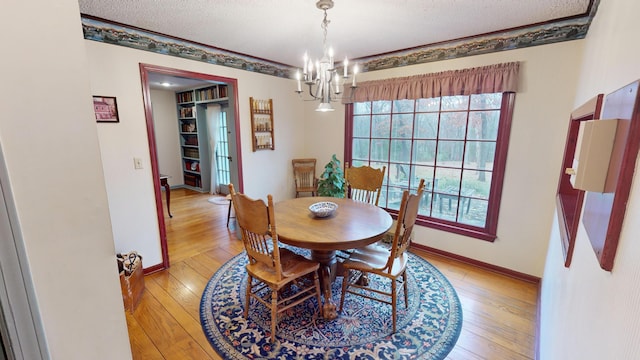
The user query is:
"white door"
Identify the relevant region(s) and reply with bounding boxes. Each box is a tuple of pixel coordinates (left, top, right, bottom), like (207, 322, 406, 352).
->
(214, 105, 239, 195)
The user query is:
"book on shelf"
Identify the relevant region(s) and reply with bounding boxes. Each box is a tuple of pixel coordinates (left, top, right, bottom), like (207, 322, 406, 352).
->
(179, 106, 195, 118)
(177, 91, 193, 103)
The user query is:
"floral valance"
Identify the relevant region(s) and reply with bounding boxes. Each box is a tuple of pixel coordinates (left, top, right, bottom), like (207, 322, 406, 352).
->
(343, 62, 520, 103)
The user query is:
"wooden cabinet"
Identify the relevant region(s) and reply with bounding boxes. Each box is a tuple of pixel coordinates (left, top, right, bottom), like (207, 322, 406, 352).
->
(250, 97, 274, 151)
(555, 94, 603, 267)
(176, 84, 229, 192)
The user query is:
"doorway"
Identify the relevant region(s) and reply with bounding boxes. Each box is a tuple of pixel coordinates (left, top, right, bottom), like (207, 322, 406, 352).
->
(212, 106, 239, 195)
(139, 63, 244, 270)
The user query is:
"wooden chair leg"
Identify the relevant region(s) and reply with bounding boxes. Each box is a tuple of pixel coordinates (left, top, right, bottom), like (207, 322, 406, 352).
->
(391, 280, 397, 333)
(270, 288, 277, 342)
(402, 271, 409, 308)
(244, 275, 252, 318)
(339, 270, 349, 312)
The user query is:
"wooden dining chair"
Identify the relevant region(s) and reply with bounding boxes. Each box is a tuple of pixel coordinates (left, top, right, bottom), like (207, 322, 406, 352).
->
(339, 179, 425, 333)
(344, 162, 386, 205)
(292, 158, 318, 197)
(228, 184, 323, 341)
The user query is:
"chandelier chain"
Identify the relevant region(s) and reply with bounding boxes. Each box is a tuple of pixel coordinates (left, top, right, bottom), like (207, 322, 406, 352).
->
(321, 10, 330, 53)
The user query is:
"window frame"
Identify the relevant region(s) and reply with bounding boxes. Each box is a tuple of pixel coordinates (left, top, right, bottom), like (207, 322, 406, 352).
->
(344, 92, 516, 241)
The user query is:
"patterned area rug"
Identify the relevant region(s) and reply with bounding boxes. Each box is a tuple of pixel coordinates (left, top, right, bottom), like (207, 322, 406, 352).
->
(207, 196, 229, 205)
(200, 248, 462, 359)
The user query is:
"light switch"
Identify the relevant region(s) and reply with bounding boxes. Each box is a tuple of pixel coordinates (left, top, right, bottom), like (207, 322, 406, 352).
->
(134, 158, 143, 169)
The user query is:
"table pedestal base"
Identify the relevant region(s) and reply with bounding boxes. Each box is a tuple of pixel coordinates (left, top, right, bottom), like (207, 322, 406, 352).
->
(310, 249, 339, 320)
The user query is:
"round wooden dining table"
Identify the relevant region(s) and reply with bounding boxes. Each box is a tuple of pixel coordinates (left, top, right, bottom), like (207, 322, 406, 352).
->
(274, 196, 393, 320)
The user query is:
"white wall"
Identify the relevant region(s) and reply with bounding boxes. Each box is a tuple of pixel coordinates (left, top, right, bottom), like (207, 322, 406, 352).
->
(306, 42, 585, 277)
(85, 41, 307, 267)
(540, 0, 640, 358)
(0, 0, 131, 358)
(151, 89, 183, 187)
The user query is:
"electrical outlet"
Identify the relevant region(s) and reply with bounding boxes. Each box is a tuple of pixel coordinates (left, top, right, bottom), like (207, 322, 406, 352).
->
(134, 158, 143, 169)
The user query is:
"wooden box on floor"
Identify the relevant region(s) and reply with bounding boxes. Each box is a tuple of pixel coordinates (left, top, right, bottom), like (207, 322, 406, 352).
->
(119, 259, 145, 313)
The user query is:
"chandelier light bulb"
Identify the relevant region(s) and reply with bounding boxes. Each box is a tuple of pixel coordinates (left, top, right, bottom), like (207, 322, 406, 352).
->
(303, 52, 308, 75)
(343, 57, 348, 77)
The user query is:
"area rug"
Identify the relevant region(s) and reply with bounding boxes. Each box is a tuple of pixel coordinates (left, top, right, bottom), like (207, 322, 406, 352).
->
(200, 247, 462, 359)
(208, 196, 230, 205)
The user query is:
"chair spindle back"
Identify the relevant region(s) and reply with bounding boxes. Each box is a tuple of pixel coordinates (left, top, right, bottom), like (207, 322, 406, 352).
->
(386, 179, 425, 271)
(229, 184, 283, 280)
(344, 163, 386, 206)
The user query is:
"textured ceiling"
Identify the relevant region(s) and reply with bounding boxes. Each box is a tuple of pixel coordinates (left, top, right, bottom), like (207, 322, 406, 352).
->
(78, 0, 591, 68)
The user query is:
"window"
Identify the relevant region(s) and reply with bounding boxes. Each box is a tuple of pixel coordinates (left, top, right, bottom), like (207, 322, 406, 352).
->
(346, 92, 515, 240)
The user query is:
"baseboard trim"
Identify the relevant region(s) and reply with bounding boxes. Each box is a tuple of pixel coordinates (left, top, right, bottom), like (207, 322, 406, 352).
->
(535, 281, 542, 360)
(411, 243, 541, 284)
(143, 262, 165, 275)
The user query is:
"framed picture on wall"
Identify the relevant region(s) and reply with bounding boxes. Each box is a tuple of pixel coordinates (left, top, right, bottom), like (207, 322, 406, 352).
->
(93, 96, 119, 123)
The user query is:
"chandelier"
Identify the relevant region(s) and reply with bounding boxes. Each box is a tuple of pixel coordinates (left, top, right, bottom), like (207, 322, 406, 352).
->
(295, 0, 357, 112)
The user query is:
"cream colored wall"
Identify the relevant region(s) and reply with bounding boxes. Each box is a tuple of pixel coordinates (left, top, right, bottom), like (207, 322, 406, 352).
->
(0, 0, 132, 358)
(151, 89, 183, 186)
(85, 41, 306, 267)
(540, 0, 640, 358)
(306, 42, 584, 276)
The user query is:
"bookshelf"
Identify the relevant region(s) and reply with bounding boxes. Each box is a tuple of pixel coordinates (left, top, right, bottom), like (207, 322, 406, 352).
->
(250, 97, 274, 151)
(176, 84, 229, 192)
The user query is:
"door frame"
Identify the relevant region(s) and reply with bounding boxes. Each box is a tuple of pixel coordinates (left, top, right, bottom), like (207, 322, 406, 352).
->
(139, 63, 244, 270)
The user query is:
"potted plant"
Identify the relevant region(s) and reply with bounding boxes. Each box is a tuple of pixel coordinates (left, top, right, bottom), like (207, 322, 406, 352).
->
(317, 154, 346, 198)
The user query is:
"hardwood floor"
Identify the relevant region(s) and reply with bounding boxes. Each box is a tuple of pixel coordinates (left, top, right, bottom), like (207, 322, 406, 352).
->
(125, 188, 537, 359)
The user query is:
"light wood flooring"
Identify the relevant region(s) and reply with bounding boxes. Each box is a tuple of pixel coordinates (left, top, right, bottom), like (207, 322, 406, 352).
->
(125, 188, 538, 359)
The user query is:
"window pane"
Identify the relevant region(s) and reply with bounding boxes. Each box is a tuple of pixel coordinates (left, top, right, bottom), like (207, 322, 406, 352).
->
(391, 113, 414, 138)
(371, 139, 389, 162)
(439, 112, 467, 139)
(412, 165, 436, 191)
(390, 139, 412, 164)
(441, 95, 469, 111)
(412, 140, 436, 165)
(468, 110, 499, 140)
(393, 99, 415, 112)
(459, 198, 488, 227)
(372, 100, 392, 113)
(436, 140, 464, 167)
(434, 168, 461, 192)
(462, 170, 492, 200)
(372, 115, 391, 138)
(418, 191, 435, 217)
(431, 195, 457, 221)
(464, 141, 496, 170)
(414, 113, 438, 139)
(470, 93, 502, 110)
(352, 139, 370, 160)
(379, 188, 388, 208)
(416, 97, 440, 112)
(354, 102, 371, 114)
(386, 186, 404, 211)
(353, 115, 371, 137)
(389, 163, 410, 186)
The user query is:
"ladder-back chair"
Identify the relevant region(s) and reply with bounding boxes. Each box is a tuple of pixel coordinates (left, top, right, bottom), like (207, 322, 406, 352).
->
(228, 184, 322, 341)
(339, 179, 425, 333)
(344, 163, 386, 206)
(292, 158, 318, 197)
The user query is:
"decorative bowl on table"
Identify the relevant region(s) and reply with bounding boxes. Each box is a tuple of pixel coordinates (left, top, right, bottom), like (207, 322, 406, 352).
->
(308, 201, 338, 218)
